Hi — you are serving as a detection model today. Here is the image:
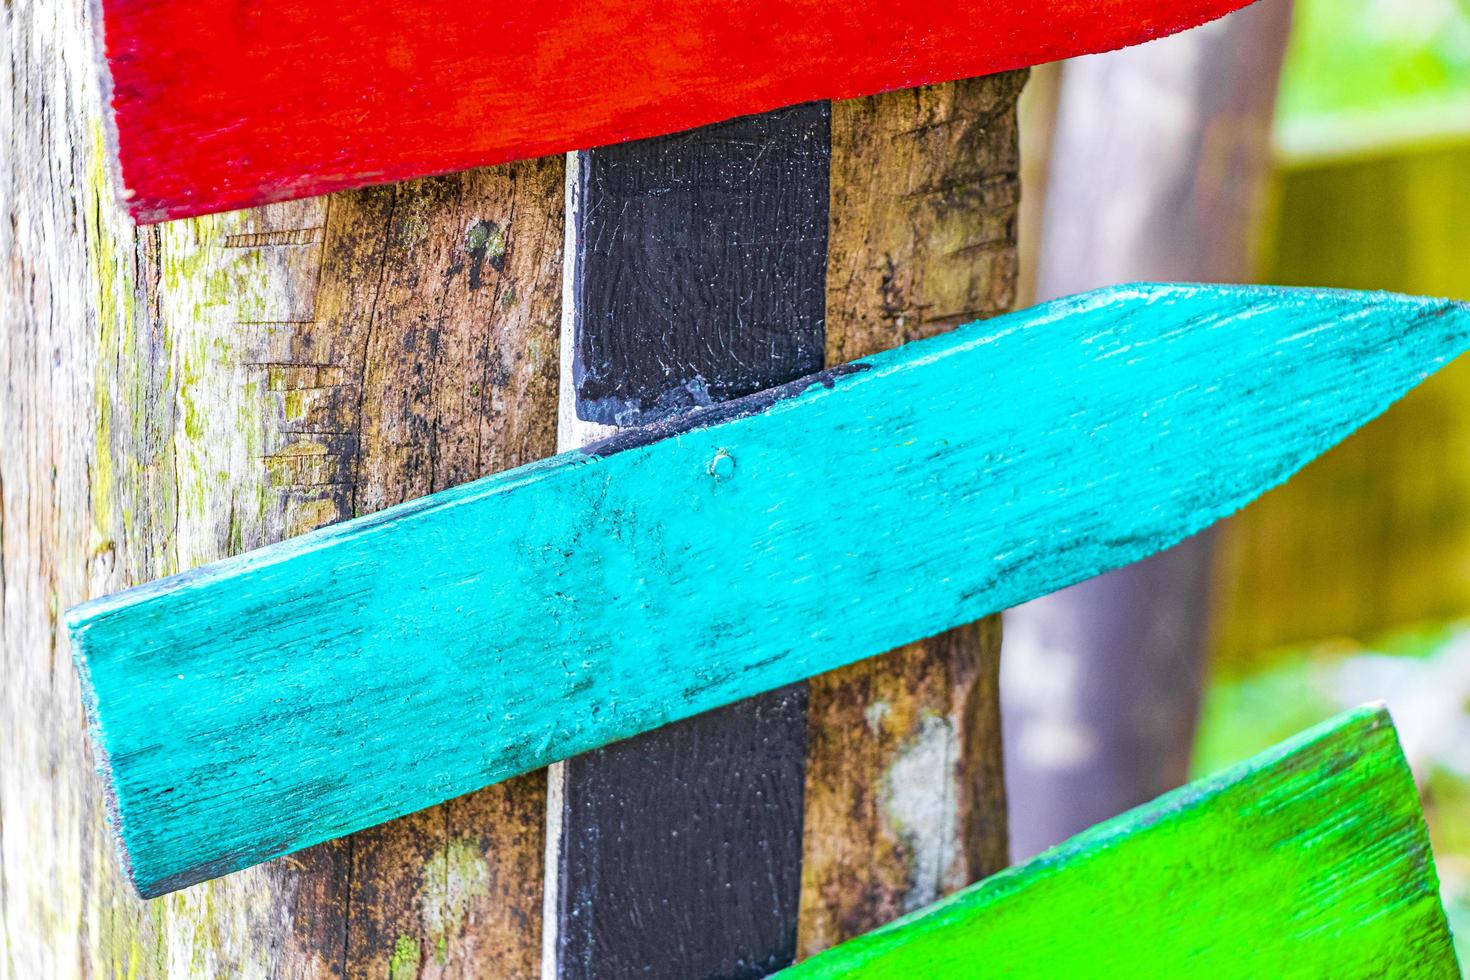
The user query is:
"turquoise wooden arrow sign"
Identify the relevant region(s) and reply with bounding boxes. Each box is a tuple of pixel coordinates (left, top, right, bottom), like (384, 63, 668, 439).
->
(68, 283, 1470, 897)
(778, 705, 1458, 976)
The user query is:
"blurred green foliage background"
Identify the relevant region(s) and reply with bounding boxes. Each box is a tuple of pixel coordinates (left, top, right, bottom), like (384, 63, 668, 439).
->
(1201, 0, 1470, 962)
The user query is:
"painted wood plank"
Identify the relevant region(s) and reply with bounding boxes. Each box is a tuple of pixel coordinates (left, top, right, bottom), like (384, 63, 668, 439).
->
(549, 104, 828, 978)
(778, 705, 1458, 976)
(554, 687, 810, 978)
(571, 104, 829, 425)
(67, 283, 1470, 898)
(96, 0, 1257, 223)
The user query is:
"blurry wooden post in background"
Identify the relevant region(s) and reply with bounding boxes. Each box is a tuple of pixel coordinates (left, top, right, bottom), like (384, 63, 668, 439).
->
(1002, 0, 1294, 860)
(1, 0, 1019, 964)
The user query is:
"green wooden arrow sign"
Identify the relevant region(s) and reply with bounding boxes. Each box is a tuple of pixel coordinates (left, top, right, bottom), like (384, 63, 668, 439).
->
(780, 705, 1457, 976)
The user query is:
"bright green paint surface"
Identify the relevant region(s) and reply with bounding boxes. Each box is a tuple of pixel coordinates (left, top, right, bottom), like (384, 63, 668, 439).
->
(782, 707, 1457, 977)
(1196, 623, 1470, 968)
(68, 284, 1470, 897)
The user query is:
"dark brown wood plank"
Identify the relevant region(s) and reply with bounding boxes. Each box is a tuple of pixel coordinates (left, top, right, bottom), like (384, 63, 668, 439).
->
(323, 165, 565, 980)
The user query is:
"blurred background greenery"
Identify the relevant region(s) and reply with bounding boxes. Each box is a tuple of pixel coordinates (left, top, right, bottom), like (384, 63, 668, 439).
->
(1008, 0, 1470, 966)
(1200, 0, 1470, 963)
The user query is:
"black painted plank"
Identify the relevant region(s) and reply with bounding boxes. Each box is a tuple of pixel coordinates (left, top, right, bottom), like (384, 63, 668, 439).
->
(572, 103, 831, 426)
(557, 686, 811, 979)
(555, 101, 831, 978)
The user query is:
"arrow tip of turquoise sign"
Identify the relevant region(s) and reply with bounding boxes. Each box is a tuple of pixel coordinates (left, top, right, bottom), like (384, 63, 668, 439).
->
(67, 283, 1470, 897)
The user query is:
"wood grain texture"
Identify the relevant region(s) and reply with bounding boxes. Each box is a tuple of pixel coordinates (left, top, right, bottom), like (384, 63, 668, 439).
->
(68, 283, 1470, 898)
(551, 104, 828, 978)
(2, 0, 564, 962)
(572, 103, 830, 425)
(555, 687, 810, 978)
(799, 73, 1023, 957)
(2, 3, 144, 973)
(317, 165, 566, 980)
(1003, 0, 1295, 861)
(779, 705, 1458, 977)
(801, 622, 1005, 956)
(94, 0, 1257, 222)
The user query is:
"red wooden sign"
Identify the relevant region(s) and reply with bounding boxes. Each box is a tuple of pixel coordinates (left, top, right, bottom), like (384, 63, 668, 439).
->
(100, 0, 1254, 222)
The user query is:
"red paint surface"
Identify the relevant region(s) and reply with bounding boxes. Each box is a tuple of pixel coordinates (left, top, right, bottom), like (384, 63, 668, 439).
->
(101, 0, 1254, 222)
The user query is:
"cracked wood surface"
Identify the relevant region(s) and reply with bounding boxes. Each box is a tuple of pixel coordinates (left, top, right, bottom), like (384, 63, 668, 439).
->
(4, 0, 563, 968)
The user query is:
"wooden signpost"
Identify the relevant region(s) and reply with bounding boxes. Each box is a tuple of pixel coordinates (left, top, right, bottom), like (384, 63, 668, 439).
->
(781, 706, 1459, 976)
(70, 283, 1470, 898)
(9, 0, 1462, 973)
(548, 81, 1024, 971)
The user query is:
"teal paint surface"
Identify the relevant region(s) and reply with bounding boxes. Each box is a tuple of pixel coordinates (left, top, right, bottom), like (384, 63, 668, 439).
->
(68, 283, 1470, 896)
(778, 706, 1458, 976)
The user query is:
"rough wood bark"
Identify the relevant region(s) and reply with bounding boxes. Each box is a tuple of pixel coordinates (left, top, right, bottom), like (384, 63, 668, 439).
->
(1002, 0, 1294, 861)
(799, 72, 1023, 957)
(2, 0, 563, 969)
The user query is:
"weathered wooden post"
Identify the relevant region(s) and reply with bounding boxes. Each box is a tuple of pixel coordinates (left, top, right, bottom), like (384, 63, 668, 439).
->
(2, 0, 1018, 969)
(547, 78, 1022, 975)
